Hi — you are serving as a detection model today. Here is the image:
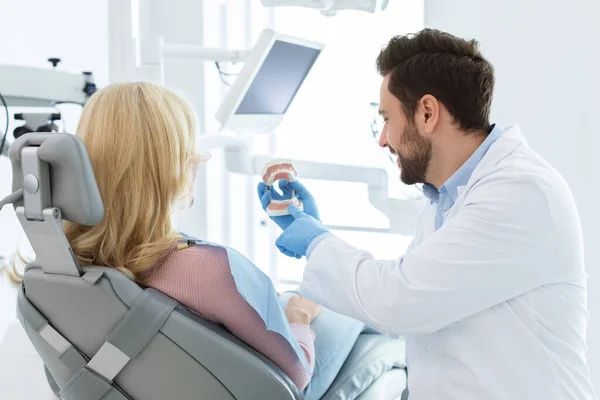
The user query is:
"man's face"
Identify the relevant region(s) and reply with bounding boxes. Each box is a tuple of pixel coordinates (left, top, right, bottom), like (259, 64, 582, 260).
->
(378, 75, 432, 185)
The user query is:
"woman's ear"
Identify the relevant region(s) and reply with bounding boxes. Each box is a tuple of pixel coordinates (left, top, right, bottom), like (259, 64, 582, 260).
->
(171, 194, 192, 214)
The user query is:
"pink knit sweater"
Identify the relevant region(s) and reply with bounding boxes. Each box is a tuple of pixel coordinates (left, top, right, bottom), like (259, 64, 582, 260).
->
(141, 244, 316, 391)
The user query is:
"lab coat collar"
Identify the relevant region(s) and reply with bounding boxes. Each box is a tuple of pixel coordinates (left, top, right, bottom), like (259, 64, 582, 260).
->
(443, 124, 502, 201)
(469, 124, 528, 184)
(422, 124, 503, 204)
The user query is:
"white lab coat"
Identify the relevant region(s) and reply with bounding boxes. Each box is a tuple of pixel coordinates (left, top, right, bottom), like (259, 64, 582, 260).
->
(300, 125, 596, 400)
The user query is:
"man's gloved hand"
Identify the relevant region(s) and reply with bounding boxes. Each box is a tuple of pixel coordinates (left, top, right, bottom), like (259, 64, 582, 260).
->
(257, 180, 321, 231)
(275, 205, 330, 258)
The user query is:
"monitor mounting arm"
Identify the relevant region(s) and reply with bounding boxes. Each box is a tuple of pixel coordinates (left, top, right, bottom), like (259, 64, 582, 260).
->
(138, 36, 250, 85)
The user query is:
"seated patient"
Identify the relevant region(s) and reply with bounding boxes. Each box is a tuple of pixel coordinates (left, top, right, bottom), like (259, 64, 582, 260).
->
(2, 82, 365, 399)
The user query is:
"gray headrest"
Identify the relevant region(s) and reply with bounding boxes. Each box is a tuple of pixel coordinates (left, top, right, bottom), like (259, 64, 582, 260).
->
(9, 133, 104, 226)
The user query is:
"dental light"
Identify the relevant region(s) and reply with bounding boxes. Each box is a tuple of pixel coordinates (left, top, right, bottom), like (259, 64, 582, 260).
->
(0, 61, 96, 158)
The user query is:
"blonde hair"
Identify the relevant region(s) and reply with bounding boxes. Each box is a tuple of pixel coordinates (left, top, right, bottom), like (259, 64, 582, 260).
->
(0, 247, 27, 286)
(2, 82, 206, 284)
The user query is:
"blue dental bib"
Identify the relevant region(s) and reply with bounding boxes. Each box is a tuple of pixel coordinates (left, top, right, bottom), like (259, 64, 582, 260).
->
(178, 232, 310, 372)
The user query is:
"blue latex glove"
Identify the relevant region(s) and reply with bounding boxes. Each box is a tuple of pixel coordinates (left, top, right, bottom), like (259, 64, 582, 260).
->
(257, 180, 321, 231)
(275, 205, 330, 258)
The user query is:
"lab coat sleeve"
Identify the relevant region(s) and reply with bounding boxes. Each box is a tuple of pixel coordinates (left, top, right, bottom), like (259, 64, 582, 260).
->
(300, 169, 554, 335)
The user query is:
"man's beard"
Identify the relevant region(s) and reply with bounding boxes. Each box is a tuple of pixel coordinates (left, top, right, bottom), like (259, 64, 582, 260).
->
(395, 120, 432, 185)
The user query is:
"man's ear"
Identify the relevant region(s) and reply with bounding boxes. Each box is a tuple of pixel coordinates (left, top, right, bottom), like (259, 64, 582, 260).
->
(415, 95, 440, 136)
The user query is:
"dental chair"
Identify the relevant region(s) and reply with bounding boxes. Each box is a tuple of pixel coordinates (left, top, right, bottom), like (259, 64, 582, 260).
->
(2, 132, 407, 400)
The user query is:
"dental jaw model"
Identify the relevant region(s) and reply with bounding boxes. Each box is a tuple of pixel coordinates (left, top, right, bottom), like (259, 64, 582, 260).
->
(262, 159, 304, 216)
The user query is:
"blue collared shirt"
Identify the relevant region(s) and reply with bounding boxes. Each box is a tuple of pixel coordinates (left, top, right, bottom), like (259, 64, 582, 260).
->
(422, 124, 503, 230)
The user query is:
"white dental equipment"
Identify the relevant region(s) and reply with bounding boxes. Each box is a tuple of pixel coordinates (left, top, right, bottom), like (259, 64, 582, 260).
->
(215, 29, 324, 134)
(261, 0, 390, 16)
(139, 28, 323, 134)
(138, 23, 422, 235)
(0, 61, 96, 157)
(223, 146, 423, 234)
(0, 63, 94, 108)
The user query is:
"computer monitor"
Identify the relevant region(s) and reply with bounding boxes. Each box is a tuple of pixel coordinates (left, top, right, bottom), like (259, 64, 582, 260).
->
(215, 29, 324, 133)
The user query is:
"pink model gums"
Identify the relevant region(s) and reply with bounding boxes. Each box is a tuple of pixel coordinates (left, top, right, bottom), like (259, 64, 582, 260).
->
(261, 159, 304, 216)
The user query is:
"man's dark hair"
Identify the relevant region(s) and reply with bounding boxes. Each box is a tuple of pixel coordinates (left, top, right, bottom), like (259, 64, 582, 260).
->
(377, 28, 494, 134)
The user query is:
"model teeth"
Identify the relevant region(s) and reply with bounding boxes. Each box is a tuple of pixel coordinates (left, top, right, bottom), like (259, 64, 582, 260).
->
(266, 197, 304, 216)
(261, 159, 296, 186)
(262, 159, 292, 173)
(270, 198, 295, 205)
(261, 159, 302, 216)
(265, 168, 297, 186)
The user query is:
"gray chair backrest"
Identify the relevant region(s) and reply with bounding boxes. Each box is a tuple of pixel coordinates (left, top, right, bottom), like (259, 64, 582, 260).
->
(7, 133, 303, 400)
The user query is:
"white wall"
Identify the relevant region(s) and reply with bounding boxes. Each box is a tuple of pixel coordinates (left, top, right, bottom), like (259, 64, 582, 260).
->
(0, 0, 109, 341)
(425, 0, 600, 391)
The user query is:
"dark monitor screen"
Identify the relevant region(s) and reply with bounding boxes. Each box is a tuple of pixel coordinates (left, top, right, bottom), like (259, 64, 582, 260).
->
(235, 40, 322, 115)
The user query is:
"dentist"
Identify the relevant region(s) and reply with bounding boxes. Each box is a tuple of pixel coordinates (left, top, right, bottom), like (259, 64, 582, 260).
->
(257, 29, 596, 399)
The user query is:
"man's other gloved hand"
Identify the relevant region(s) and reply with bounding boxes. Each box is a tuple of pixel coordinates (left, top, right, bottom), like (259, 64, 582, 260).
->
(275, 205, 329, 258)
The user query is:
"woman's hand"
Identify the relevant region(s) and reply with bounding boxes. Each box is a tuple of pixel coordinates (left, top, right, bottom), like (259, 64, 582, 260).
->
(285, 295, 321, 326)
